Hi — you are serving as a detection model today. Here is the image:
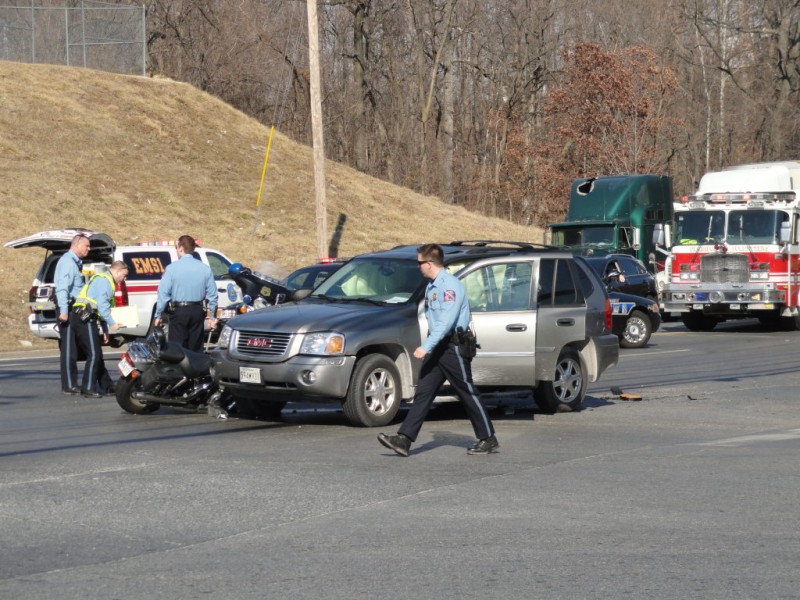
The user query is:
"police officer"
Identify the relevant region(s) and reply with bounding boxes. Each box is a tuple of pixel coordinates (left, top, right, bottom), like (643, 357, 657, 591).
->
(55, 234, 90, 394)
(70, 261, 128, 397)
(378, 243, 498, 457)
(153, 235, 218, 352)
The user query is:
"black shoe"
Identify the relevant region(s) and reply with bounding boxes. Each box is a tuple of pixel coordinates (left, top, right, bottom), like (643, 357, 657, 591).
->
(467, 435, 499, 455)
(82, 391, 103, 398)
(62, 386, 80, 395)
(378, 432, 411, 457)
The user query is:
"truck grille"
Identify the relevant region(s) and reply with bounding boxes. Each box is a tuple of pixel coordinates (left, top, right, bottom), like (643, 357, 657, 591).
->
(700, 253, 749, 284)
(235, 330, 292, 358)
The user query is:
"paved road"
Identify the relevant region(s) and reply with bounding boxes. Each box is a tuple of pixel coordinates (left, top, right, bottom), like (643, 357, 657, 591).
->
(1, 321, 799, 599)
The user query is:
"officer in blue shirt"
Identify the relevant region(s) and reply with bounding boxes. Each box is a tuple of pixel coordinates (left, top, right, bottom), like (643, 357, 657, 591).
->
(70, 261, 128, 397)
(154, 235, 218, 352)
(55, 234, 90, 394)
(378, 243, 498, 456)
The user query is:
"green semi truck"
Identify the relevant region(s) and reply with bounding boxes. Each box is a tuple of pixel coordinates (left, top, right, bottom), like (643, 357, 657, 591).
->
(548, 174, 675, 273)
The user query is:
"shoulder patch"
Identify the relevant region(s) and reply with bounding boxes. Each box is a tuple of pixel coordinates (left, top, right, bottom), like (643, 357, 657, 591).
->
(444, 289, 456, 302)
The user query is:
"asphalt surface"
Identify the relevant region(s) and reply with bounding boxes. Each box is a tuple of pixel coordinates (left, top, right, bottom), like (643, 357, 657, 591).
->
(1, 321, 799, 599)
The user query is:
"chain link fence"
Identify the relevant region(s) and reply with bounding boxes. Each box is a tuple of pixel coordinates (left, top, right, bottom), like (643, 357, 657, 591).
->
(0, 2, 145, 75)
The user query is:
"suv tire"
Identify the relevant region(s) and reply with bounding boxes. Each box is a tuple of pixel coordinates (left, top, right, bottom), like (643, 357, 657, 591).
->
(533, 347, 586, 413)
(343, 354, 402, 427)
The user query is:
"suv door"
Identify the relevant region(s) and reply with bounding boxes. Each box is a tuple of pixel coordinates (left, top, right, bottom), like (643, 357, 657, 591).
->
(459, 259, 536, 386)
(534, 258, 587, 381)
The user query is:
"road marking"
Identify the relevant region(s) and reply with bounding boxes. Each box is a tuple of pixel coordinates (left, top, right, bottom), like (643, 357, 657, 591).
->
(695, 428, 800, 447)
(622, 349, 692, 357)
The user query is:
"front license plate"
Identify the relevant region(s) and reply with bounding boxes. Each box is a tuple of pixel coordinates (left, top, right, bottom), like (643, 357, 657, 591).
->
(693, 303, 703, 310)
(239, 367, 262, 384)
(730, 303, 741, 310)
(118, 359, 134, 377)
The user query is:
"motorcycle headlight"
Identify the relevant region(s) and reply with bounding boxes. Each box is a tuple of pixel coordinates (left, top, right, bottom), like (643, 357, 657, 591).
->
(217, 325, 233, 348)
(301, 332, 345, 355)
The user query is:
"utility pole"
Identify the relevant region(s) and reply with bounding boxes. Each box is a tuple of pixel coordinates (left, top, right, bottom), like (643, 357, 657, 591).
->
(306, 0, 328, 258)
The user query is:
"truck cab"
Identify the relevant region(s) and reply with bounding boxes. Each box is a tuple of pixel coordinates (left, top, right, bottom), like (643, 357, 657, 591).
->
(549, 174, 674, 274)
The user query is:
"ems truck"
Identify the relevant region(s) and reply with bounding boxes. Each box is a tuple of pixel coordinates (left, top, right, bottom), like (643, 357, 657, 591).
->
(5, 229, 243, 346)
(659, 161, 800, 331)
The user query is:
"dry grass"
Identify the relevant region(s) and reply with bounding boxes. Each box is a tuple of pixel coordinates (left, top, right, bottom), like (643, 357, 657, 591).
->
(0, 61, 540, 352)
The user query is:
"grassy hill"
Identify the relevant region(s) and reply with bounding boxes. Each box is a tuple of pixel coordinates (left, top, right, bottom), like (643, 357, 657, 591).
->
(0, 60, 541, 352)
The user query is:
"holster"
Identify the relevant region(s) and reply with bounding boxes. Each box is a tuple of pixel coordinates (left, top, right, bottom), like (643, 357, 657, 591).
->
(454, 326, 478, 359)
(74, 306, 94, 323)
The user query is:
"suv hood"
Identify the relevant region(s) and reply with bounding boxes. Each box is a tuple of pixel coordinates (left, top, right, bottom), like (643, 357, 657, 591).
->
(4, 228, 115, 252)
(228, 298, 414, 333)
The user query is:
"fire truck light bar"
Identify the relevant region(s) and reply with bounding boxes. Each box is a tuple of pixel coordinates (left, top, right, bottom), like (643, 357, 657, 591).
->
(694, 192, 796, 204)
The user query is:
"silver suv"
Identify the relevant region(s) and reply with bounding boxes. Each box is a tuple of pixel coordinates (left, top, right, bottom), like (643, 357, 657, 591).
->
(210, 241, 619, 426)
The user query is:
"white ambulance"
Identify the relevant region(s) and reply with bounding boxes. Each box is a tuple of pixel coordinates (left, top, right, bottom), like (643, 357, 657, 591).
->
(5, 228, 243, 346)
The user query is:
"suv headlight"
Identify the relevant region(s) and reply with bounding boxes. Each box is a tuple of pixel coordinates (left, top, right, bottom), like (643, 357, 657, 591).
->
(301, 332, 345, 355)
(217, 325, 233, 348)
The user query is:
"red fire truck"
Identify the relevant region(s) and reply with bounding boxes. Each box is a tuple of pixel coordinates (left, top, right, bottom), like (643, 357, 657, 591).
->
(660, 161, 800, 331)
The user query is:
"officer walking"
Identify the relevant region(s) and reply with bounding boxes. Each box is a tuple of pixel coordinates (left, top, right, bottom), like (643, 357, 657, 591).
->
(153, 235, 218, 352)
(70, 261, 128, 397)
(378, 243, 498, 457)
(55, 233, 90, 394)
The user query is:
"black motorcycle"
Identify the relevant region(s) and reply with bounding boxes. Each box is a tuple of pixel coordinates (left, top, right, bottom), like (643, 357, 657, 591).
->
(115, 327, 228, 415)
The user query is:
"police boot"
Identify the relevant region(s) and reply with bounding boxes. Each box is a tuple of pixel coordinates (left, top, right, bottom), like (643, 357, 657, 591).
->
(378, 432, 411, 457)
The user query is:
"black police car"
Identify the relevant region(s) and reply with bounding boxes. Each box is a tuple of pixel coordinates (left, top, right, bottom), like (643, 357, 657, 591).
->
(584, 254, 657, 300)
(608, 291, 661, 348)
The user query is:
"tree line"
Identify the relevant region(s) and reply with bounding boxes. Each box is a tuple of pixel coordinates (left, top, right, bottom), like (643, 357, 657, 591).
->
(105, 1, 800, 225)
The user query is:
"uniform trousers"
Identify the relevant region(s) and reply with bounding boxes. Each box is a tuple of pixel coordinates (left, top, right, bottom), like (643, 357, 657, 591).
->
(58, 319, 79, 391)
(398, 340, 494, 442)
(68, 312, 112, 395)
(168, 304, 206, 352)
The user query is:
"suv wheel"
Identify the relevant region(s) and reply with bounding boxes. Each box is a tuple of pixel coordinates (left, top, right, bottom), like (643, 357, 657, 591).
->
(620, 310, 652, 348)
(533, 348, 586, 413)
(342, 354, 402, 427)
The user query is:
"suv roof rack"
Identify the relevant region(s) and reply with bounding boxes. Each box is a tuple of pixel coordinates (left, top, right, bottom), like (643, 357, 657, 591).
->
(446, 240, 556, 252)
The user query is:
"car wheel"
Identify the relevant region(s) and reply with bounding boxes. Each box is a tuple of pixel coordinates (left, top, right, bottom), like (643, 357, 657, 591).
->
(234, 398, 286, 420)
(620, 310, 652, 348)
(681, 312, 719, 331)
(116, 376, 160, 415)
(533, 347, 586, 414)
(342, 354, 402, 427)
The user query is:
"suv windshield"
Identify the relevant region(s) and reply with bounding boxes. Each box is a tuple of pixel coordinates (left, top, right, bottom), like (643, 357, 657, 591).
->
(311, 257, 424, 304)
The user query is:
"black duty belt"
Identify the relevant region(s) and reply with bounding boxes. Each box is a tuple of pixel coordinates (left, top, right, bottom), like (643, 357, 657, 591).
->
(174, 301, 204, 307)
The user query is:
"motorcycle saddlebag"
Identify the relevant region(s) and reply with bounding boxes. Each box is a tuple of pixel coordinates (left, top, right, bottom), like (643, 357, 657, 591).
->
(141, 363, 184, 390)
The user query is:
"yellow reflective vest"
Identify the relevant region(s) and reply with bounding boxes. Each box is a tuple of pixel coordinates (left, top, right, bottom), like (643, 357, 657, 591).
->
(73, 272, 116, 317)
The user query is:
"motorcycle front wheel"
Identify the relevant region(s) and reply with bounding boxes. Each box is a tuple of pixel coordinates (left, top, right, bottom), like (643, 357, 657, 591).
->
(116, 375, 160, 415)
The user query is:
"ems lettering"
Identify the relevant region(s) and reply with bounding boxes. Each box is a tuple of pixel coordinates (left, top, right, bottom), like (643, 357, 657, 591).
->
(131, 257, 166, 275)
